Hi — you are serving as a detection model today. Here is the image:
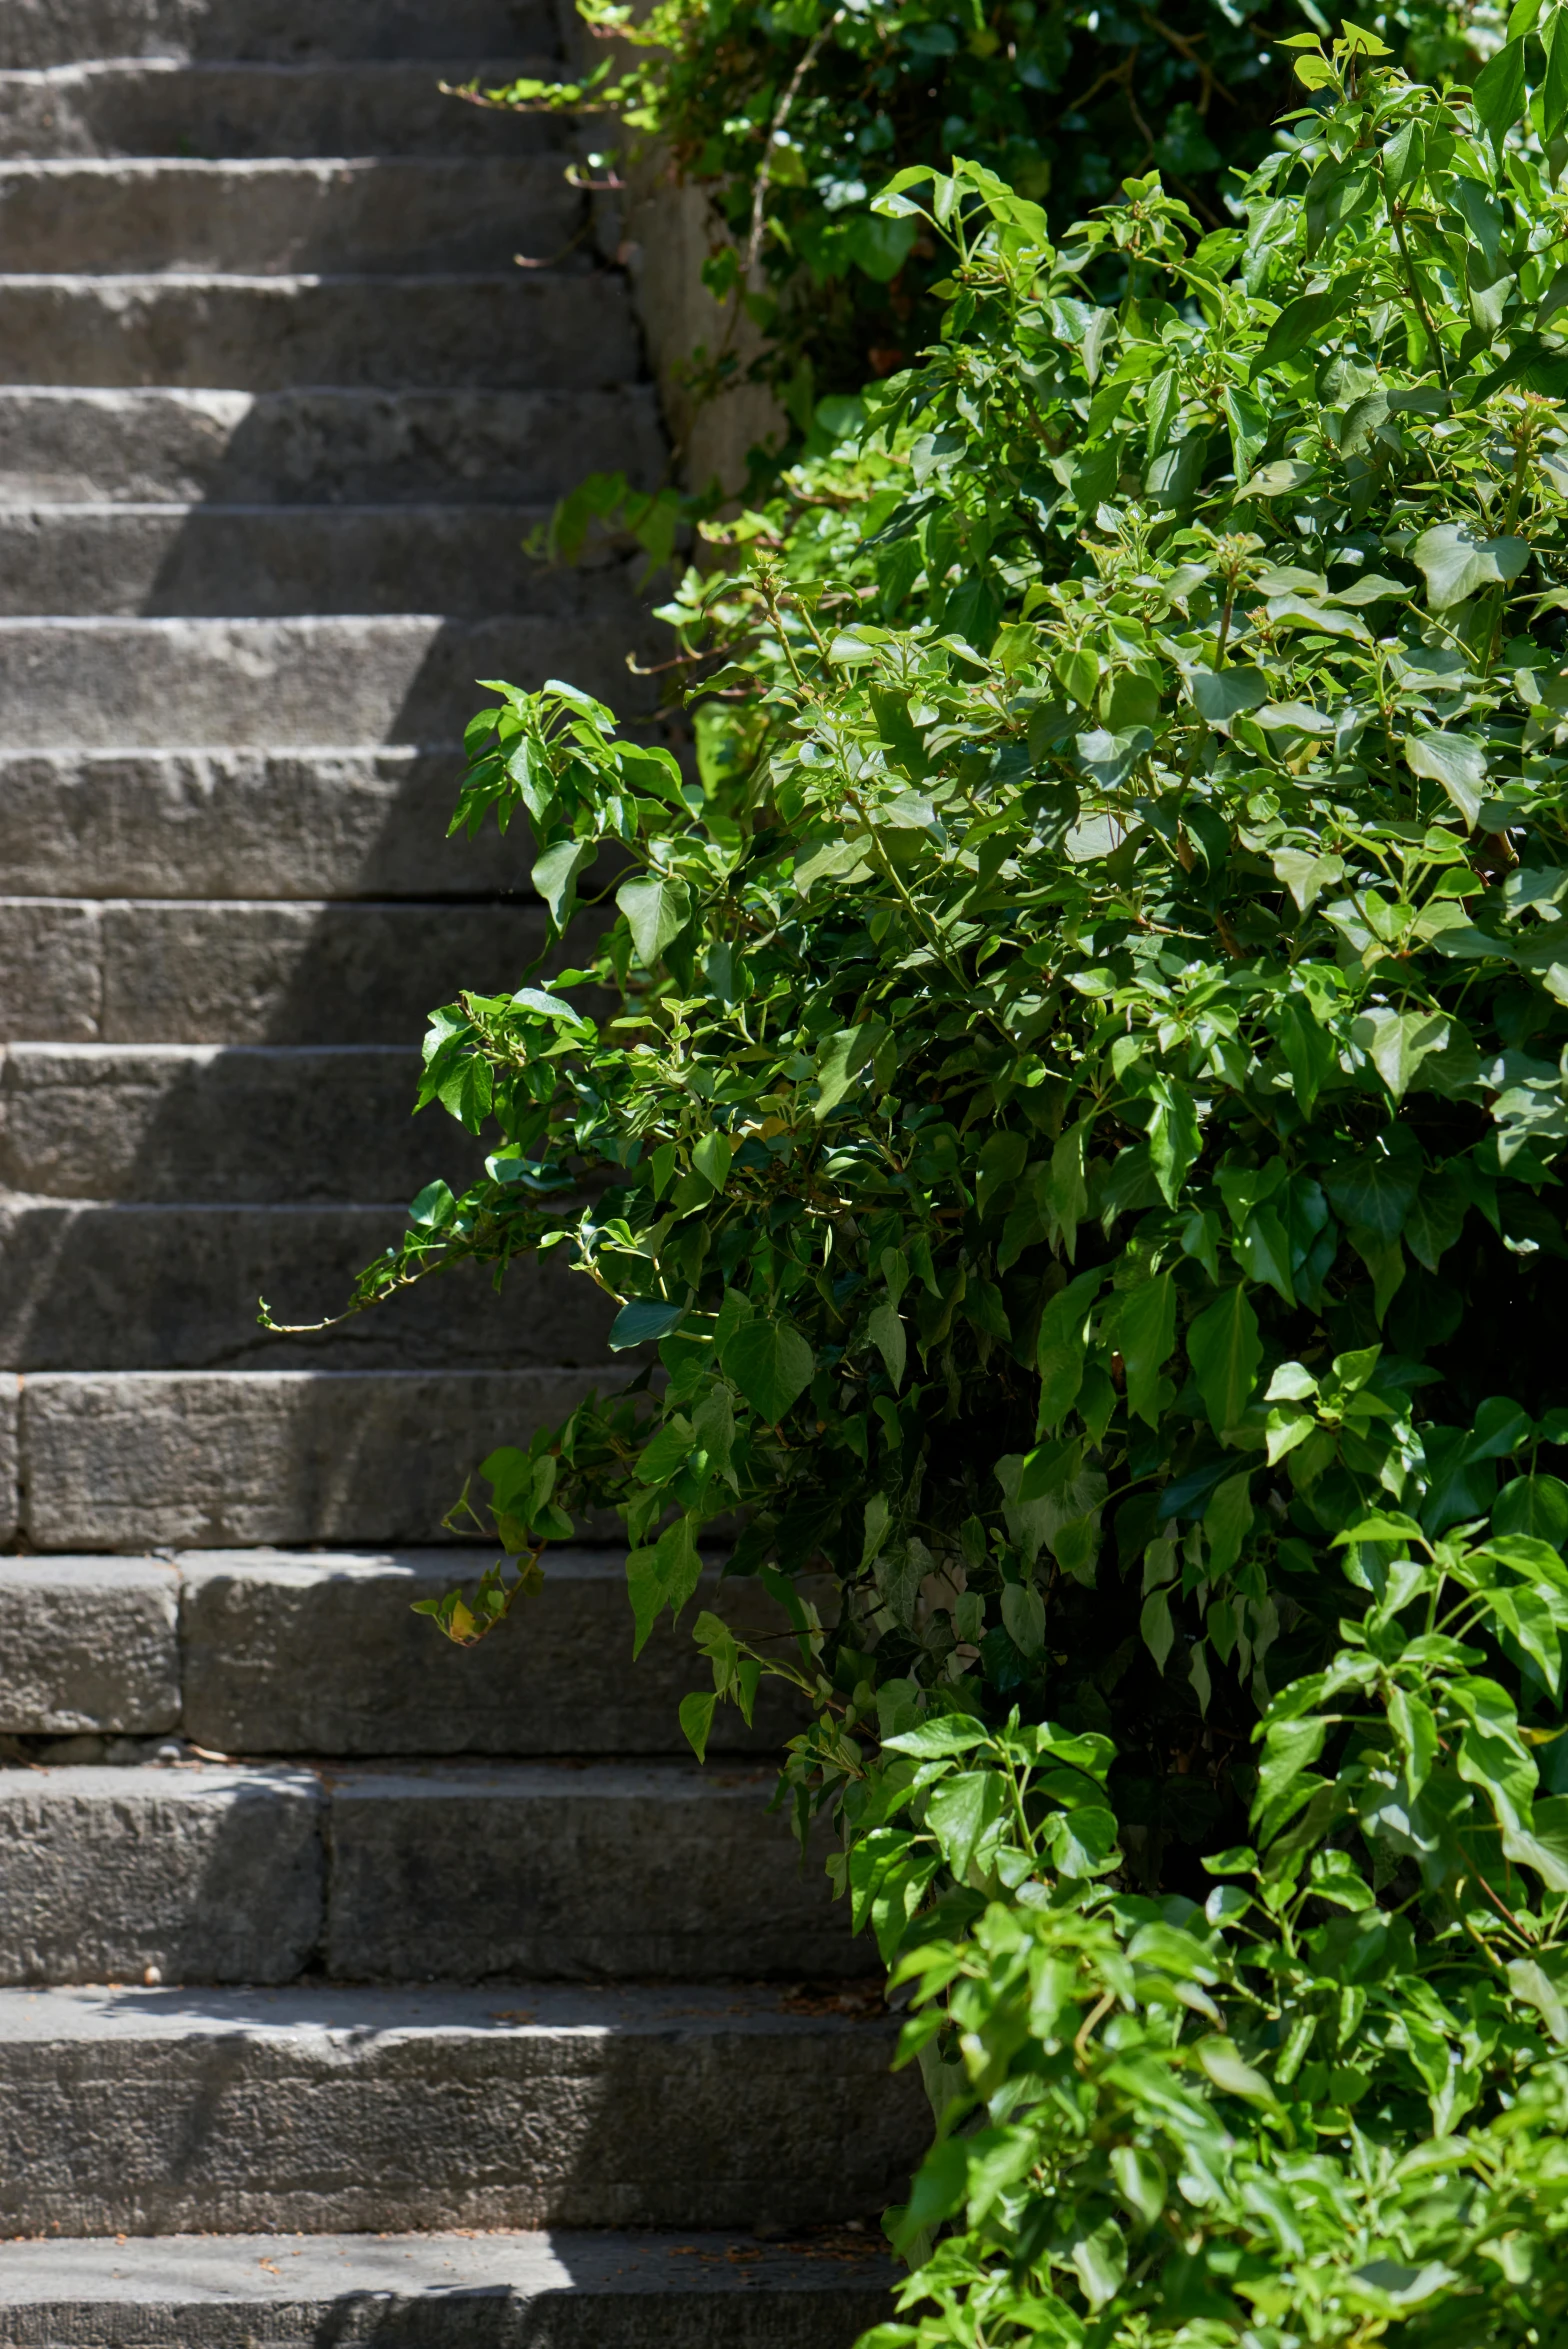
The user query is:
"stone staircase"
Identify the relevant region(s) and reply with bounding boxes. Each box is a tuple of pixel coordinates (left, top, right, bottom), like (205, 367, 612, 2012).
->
(0, 0, 919, 2335)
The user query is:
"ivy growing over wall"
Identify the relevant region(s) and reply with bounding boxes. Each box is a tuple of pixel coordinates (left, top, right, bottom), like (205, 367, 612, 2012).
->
(300, 15, 1568, 2340)
(472, 0, 1495, 413)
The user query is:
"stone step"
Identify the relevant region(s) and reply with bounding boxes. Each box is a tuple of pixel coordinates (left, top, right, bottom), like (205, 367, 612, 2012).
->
(0, 385, 664, 503)
(5, 0, 560, 69)
(0, 1558, 180, 1736)
(0, 271, 637, 389)
(16, 1368, 608, 1549)
(0, 1199, 610, 1370)
(0, 2229, 894, 2347)
(0, 1043, 469, 1199)
(0, 897, 554, 1047)
(0, 502, 568, 617)
(0, 1759, 866, 1984)
(0, 1549, 809, 1757)
(0, 614, 653, 749)
(0, 159, 580, 274)
(0, 749, 536, 898)
(0, 60, 560, 160)
(0, 1983, 921, 2234)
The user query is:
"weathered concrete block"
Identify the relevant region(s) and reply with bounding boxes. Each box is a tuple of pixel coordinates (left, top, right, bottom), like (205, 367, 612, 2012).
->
(179, 1550, 806, 1757)
(325, 1763, 869, 1982)
(0, 1044, 462, 1201)
(0, 614, 654, 750)
(0, 273, 639, 393)
(0, 748, 537, 899)
(3, 0, 561, 69)
(19, 1369, 610, 1549)
(0, 2228, 894, 2349)
(0, 1377, 15, 1547)
(0, 1765, 322, 1983)
(0, 899, 99, 1042)
(98, 899, 552, 1043)
(0, 158, 575, 276)
(0, 61, 568, 163)
(0, 1984, 923, 2233)
(0, 501, 564, 619)
(0, 1559, 178, 1733)
(0, 1200, 611, 1370)
(0, 385, 663, 505)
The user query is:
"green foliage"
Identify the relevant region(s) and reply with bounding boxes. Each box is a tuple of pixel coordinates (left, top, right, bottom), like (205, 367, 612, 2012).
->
(469, 0, 1491, 409)
(321, 23, 1568, 2340)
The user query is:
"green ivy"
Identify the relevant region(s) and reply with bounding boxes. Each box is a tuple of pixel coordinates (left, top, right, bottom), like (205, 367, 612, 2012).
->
(307, 18, 1568, 2338)
(472, 0, 1493, 412)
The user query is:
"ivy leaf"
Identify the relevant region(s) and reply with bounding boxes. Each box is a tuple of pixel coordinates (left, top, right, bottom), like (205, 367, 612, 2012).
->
(1141, 1587, 1175, 1672)
(927, 1769, 1006, 1876)
(436, 1054, 493, 1131)
(1494, 1473, 1568, 1546)
(1146, 1078, 1200, 1205)
(1001, 1581, 1046, 1656)
(616, 872, 693, 965)
(1324, 1138, 1420, 1242)
(531, 838, 596, 929)
(883, 1717, 990, 1759)
(1352, 1006, 1452, 1100)
(1389, 1685, 1439, 1796)
(679, 1689, 717, 1763)
(1404, 1168, 1468, 1270)
(1187, 1283, 1263, 1434)
(1272, 848, 1345, 912)
(609, 1298, 686, 1351)
(1409, 524, 1529, 614)
(1190, 666, 1268, 727)
(1117, 1272, 1176, 1425)
(626, 1514, 704, 1655)
(1404, 731, 1488, 828)
(723, 1317, 815, 1423)
(868, 1301, 908, 1391)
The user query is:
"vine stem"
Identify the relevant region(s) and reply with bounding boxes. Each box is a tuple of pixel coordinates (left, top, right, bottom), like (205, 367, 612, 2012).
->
(744, 8, 847, 274)
(1378, 160, 1450, 390)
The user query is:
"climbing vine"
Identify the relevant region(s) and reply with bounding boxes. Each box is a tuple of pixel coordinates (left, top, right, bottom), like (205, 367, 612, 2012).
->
(305, 15, 1568, 2339)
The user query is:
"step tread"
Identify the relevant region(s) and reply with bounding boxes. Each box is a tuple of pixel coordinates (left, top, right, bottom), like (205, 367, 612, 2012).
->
(0, 1757, 864, 1986)
(0, 2226, 893, 2302)
(0, 1547, 809, 1758)
(0, 385, 664, 507)
(0, 1981, 923, 2233)
(0, 266, 589, 285)
(0, 156, 564, 173)
(16, 1367, 614, 1550)
(0, 1979, 889, 2037)
(1, 1758, 777, 1796)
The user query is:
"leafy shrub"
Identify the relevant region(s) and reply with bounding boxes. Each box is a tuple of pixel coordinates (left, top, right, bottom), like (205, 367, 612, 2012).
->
(321, 16, 1568, 2340)
(476, 0, 1491, 411)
